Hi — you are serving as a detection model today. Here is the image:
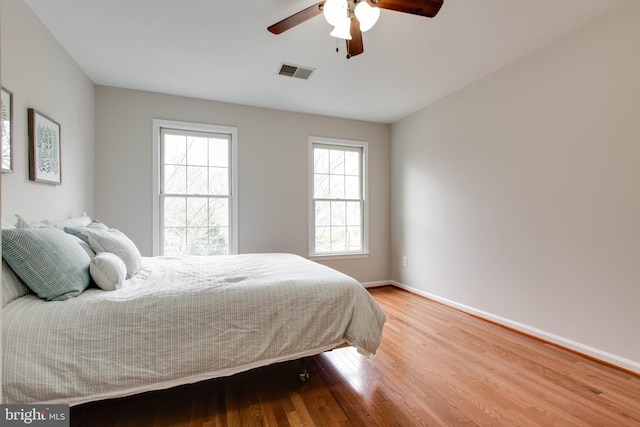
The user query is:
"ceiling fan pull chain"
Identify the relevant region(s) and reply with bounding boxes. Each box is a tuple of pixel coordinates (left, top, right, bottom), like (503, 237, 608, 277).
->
(336, 38, 340, 53)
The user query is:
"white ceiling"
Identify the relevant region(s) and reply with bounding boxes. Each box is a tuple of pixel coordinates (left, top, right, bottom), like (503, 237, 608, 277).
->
(24, 0, 627, 123)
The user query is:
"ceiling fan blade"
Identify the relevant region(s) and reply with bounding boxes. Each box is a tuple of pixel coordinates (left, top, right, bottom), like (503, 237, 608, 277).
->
(375, 0, 443, 18)
(268, 2, 326, 34)
(346, 19, 364, 58)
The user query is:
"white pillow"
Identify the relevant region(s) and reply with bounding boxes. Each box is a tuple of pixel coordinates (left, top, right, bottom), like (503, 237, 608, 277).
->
(15, 214, 36, 228)
(2, 221, 16, 230)
(85, 229, 142, 278)
(52, 214, 92, 229)
(14, 213, 92, 229)
(14, 214, 53, 228)
(68, 235, 97, 258)
(90, 253, 127, 291)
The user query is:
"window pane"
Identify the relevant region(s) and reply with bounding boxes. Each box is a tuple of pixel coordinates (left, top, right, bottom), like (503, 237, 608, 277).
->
(314, 173, 330, 199)
(314, 148, 329, 174)
(344, 151, 360, 176)
(209, 167, 229, 195)
(344, 175, 360, 199)
(187, 166, 208, 195)
(346, 226, 362, 251)
(315, 201, 330, 226)
(164, 134, 186, 165)
(329, 150, 345, 175)
(330, 227, 347, 252)
(187, 198, 208, 228)
(315, 226, 331, 252)
(164, 197, 187, 228)
(187, 227, 209, 255)
(331, 201, 346, 226)
(209, 198, 229, 227)
(329, 174, 345, 199)
(346, 201, 361, 226)
(187, 136, 208, 166)
(209, 138, 228, 167)
(164, 227, 186, 256)
(164, 165, 186, 194)
(208, 226, 228, 255)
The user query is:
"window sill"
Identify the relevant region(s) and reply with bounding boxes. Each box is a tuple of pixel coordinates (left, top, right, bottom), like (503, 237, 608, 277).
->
(309, 252, 370, 261)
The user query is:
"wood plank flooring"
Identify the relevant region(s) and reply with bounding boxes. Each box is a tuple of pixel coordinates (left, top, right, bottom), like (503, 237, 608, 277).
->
(70, 286, 640, 426)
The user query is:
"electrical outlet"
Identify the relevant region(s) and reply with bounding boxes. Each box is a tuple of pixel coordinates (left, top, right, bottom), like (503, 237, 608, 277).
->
(402, 256, 408, 267)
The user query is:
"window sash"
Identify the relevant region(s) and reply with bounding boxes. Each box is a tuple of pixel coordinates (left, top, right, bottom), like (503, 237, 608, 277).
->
(159, 194, 231, 256)
(160, 129, 231, 197)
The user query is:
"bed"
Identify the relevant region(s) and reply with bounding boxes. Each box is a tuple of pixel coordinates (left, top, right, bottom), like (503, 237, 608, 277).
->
(1, 218, 386, 405)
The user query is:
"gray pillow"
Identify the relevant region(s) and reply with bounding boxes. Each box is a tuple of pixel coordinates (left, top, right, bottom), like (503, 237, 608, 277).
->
(2, 260, 32, 306)
(2, 228, 91, 301)
(64, 220, 109, 244)
(84, 228, 142, 278)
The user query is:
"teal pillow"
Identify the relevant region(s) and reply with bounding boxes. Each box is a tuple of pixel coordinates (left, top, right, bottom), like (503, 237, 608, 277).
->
(2, 228, 91, 301)
(64, 220, 109, 244)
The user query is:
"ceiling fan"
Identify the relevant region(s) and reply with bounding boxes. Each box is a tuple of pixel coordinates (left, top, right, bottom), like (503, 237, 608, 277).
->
(268, 0, 444, 59)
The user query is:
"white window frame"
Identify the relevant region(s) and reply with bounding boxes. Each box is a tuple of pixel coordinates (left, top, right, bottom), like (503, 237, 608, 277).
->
(152, 119, 238, 256)
(308, 136, 369, 260)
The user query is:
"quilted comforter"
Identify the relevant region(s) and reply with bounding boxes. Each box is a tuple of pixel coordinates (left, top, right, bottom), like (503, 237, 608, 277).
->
(2, 253, 386, 405)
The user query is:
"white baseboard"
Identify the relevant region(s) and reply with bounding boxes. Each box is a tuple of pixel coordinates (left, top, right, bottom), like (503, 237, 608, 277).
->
(361, 280, 390, 288)
(388, 281, 640, 375)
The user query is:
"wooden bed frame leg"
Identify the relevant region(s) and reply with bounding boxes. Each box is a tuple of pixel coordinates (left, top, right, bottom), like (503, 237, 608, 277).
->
(299, 358, 310, 383)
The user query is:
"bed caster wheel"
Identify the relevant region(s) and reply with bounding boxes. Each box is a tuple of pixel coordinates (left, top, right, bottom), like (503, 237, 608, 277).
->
(299, 370, 310, 383)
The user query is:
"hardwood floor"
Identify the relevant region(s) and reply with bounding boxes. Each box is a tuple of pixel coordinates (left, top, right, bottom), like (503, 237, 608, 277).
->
(71, 286, 640, 426)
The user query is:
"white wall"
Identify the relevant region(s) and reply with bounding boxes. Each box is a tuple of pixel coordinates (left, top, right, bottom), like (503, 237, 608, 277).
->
(0, 0, 95, 224)
(95, 86, 391, 283)
(391, 1, 640, 372)
(1, 0, 94, 403)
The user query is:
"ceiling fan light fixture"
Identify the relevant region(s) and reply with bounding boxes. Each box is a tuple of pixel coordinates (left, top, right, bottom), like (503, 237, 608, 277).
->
(268, 0, 445, 59)
(354, 1, 380, 32)
(323, 0, 348, 27)
(329, 16, 352, 40)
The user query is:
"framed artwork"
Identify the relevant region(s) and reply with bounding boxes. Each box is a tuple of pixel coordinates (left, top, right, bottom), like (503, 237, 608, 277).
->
(28, 108, 62, 184)
(1, 87, 13, 173)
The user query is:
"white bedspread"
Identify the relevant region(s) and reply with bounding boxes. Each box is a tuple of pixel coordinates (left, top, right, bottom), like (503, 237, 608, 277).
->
(2, 253, 386, 405)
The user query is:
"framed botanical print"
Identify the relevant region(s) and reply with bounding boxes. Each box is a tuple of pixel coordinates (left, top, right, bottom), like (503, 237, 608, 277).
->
(1, 87, 13, 173)
(28, 108, 62, 184)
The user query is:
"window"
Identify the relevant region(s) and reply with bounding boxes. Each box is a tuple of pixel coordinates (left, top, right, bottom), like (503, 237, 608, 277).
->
(309, 137, 368, 258)
(153, 120, 238, 256)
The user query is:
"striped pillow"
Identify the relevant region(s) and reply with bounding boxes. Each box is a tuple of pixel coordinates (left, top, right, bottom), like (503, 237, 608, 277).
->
(2, 260, 31, 306)
(2, 228, 91, 301)
(64, 219, 109, 244)
(84, 229, 142, 278)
